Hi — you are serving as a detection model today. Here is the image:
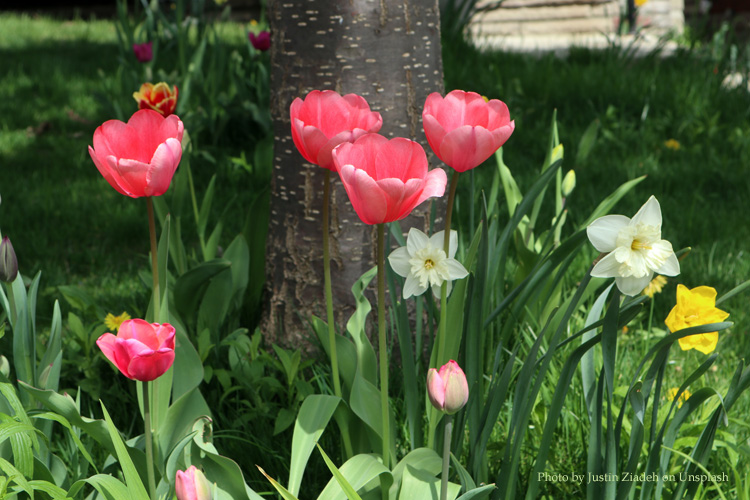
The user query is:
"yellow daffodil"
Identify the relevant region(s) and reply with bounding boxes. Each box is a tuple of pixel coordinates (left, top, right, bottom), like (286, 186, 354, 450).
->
(667, 387, 691, 408)
(643, 275, 668, 297)
(104, 312, 132, 330)
(388, 228, 468, 299)
(587, 195, 680, 296)
(664, 139, 681, 151)
(665, 285, 729, 354)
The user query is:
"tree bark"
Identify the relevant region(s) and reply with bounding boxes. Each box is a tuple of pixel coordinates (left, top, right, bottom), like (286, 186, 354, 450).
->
(264, 0, 444, 346)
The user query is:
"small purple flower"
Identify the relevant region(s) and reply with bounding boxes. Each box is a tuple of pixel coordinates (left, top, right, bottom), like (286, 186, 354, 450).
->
(249, 31, 271, 52)
(133, 42, 153, 63)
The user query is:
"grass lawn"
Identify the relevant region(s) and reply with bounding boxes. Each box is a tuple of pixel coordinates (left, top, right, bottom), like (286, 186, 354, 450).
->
(0, 12, 748, 495)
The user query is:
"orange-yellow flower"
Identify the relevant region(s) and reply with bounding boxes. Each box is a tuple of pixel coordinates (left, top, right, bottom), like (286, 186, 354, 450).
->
(643, 275, 667, 298)
(104, 311, 131, 330)
(664, 138, 681, 151)
(667, 387, 691, 408)
(635, 0, 648, 6)
(133, 82, 179, 117)
(665, 285, 729, 354)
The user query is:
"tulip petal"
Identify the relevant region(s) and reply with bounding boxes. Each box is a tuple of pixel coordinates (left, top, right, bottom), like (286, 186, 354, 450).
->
(440, 126, 497, 172)
(127, 348, 175, 382)
(339, 165, 387, 225)
(89, 146, 130, 196)
(96, 333, 119, 367)
(415, 168, 448, 207)
(146, 138, 182, 196)
(422, 114, 447, 159)
(112, 158, 151, 198)
(587, 215, 631, 252)
(426, 368, 445, 410)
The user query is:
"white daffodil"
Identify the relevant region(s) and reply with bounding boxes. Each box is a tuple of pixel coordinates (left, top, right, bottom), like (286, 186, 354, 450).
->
(586, 195, 680, 296)
(388, 228, 469, 299)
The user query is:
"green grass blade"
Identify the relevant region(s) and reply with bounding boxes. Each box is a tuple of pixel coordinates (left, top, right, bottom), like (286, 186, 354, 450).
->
(257, 466, 300, 500)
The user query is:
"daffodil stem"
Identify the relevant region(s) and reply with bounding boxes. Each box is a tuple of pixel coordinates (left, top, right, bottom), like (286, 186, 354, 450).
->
(322, 170, 342, 400)
(647, 296, 655, 344)
(142, 381, 157, 500)
(146, 197, 160, 322)
(440, 414, 453, 500)
(377, 223, 390, 470)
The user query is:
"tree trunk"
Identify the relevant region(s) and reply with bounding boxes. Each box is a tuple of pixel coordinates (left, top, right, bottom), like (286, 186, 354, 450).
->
(264, 0, 444, 346)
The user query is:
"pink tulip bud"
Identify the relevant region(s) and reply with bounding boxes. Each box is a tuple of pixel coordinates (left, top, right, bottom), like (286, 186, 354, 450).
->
(427, 360, 469, 414)
(175, 465, 212, 500)
(133, 42, 153, 63)
(0, 236, 18, 283)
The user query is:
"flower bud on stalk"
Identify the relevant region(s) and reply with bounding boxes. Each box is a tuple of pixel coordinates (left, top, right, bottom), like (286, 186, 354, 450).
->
(427, 360, 469, 414)
(176, 466, 212, 500)
(0, 236, 18, 283)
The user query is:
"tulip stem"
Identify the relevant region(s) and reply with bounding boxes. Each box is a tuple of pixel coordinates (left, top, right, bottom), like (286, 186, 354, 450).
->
(146, 197, 160, 322)
(437, 172, 459, 370)
(142, 381, 157, 500)
(430, 172, 460, 450)
(440, 414, 453, 500)
(377, 223, 390, 470)
(322, 170, 342, 400)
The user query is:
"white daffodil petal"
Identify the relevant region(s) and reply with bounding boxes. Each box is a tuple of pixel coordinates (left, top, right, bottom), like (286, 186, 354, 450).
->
(429, 230, 445, 249)
(431, 280, 453, 298)
(615, 274, 653, 296)
(587, 215, 631, 252)
(591, 252, 622, 278)
(403, 273, 427, 299)
(444, 258, 469, 280)
(388, 247, 412, 277)
(631, 195, 662, 228)
(407, 228, 430, 256)
(656, 251, 680, 276)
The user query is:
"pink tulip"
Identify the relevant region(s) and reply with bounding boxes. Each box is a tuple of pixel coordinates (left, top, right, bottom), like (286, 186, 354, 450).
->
(88, 109, 184, 198)
(96, 319, 176, 382)
(290, 90, 383, 170)
(427, 360, 469, 414)
(422, 90, 515, 172)
(175, 465, 212, 500)
(332, 134, 447, 225)
(249, 31, 271, 51)
(0, 236, 18, 283)
(133, 42, 153, 63)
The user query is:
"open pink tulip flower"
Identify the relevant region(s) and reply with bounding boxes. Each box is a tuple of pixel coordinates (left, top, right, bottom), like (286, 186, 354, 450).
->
(176, 465, 212, 500)
(96, 319, 176, 382)
(290, 90, 383, 170)
(332, 133, 447, 225)
(88, 109, 184, 198)
(422, 90, 515, 172)
(427, 360, 469, 414)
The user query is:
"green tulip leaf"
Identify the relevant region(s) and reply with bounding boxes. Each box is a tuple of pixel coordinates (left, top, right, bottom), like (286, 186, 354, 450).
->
(257, 466, 299, 500)
(317, 451, 392, 500)
(399, 464, 460, 500)
(316, 444, 364, 500)
(100, 401, 149, 500)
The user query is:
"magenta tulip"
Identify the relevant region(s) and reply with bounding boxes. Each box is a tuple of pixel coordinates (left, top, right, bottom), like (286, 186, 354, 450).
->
(332, 133, 447, 225)
(133, 42, 153, 63)
(88, 109, 184, 198)
(96, 319, 175, 382)
(422, 90, 514, 172)
(175, 466, 212, 500)
(290, 90, 383, 170)
(427, 360, 469, 414)
(249, 31, 271, 51)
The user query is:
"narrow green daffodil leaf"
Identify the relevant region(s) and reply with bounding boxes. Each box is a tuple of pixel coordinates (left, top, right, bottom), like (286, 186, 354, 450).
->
(316, 444, 363, 500)
(257, 466, 299, 500)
